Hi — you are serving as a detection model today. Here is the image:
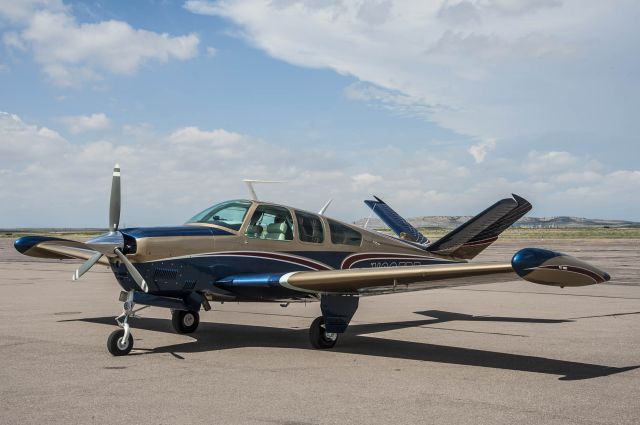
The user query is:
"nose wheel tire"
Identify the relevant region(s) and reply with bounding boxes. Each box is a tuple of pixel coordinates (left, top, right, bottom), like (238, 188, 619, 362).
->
(309, 316, 338, 349)
(107, 329, 133, 356)
(172, 310, 200, 334)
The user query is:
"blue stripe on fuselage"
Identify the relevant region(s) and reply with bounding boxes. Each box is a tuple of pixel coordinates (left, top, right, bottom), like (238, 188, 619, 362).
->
(217, 273, 284, 287)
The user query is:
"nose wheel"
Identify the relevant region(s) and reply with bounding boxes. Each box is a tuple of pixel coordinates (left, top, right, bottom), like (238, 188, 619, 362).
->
(309, 316, 338, 349)
(171, 310, 200, 334)
(107, 328, 133, 356)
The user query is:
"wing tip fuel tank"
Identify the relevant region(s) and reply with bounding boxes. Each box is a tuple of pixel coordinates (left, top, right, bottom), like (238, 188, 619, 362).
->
(512, 248, 610, 287)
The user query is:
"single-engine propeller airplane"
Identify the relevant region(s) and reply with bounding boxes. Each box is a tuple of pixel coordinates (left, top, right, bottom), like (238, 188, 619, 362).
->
(14, 165, 611, 356)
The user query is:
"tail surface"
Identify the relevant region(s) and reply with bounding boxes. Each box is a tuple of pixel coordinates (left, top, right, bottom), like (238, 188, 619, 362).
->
(426, 194, 532, 260)
(364, 196, 430, 245)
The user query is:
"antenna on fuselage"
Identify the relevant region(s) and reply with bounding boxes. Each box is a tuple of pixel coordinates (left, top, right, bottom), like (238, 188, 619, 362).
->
(243, 179, 284, 201)
(318, 199, 332, 215)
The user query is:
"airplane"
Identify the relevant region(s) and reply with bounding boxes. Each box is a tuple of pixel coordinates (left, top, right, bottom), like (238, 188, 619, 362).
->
(14, 165, 611, 356)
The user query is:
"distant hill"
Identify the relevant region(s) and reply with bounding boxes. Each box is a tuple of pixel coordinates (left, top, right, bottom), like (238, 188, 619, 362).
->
(354, 216, 640, 230)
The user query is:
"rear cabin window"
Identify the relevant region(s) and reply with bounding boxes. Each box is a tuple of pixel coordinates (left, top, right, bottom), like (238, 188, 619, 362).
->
(328, 219, 362, 246)
(245, 205, 294, 241)
(295, 211, 324, 243)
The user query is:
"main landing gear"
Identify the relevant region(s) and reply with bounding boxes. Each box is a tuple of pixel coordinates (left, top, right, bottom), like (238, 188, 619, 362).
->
(308, 295, 360, 350)
(309, 317, 338, 349)
(171, 309, 200, 334)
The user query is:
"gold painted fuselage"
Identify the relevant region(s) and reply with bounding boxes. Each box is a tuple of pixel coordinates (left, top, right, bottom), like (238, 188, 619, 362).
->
(127, 200, 454, 268)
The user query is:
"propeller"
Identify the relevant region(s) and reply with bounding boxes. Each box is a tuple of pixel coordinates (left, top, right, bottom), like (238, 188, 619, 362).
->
(109, 163, 121, 232)
(114, 249, 148, 292)
(72, 251, 103, 281)
(71, 164, 149, 292)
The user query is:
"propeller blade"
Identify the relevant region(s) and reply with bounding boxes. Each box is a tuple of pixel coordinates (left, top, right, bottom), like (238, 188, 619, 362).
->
(71, 252, 103, 281)
(109, 163, 121, 232)
(114, 248, 148, 293)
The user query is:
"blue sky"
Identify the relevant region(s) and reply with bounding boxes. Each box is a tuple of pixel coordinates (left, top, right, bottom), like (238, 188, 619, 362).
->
(0, 0, 638, 227)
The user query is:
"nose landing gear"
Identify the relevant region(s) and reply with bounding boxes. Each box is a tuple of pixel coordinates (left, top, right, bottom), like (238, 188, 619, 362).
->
(107, 290, 149, 356)
(107, 291, 135, 356)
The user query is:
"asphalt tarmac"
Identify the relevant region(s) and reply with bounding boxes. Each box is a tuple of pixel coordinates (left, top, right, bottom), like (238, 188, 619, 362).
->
(0, 238, 638, 424)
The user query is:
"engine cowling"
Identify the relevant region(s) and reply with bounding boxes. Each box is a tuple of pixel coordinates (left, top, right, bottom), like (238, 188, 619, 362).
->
(511, 248, 610, 287)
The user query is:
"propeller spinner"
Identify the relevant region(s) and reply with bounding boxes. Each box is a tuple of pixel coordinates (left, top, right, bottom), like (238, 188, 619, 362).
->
(72, 164, 148, 292)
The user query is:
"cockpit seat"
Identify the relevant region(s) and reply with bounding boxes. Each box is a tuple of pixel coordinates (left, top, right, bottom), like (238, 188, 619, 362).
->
(265, 222, 288, 240)
(246, 224, 263, 239)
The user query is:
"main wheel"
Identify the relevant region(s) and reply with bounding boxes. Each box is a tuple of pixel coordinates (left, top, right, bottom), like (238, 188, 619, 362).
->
(171, 310, 200, 334)
(309, 316, 338, 349)
(107, 329, 133, 356)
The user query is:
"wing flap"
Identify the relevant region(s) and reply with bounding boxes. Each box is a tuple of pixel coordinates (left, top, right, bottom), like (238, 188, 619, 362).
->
(281, 263, 514, 293)
(14, 236, 110, 265)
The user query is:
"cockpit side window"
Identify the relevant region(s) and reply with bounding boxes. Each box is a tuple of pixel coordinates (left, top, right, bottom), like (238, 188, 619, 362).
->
(186, 200, 251, 231)
(295, 211, 324, 243)
(245, 205, 294, 241)
(328, 219, 362, 246)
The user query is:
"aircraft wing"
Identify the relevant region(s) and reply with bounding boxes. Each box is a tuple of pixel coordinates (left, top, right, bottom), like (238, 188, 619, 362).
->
(218, 263, 515, 295)
(281, 263, 513, 293)
(14, 236, 110, 265)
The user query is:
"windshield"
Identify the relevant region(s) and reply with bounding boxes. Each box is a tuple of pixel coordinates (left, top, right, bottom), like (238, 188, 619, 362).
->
(186, 200, 251, 231)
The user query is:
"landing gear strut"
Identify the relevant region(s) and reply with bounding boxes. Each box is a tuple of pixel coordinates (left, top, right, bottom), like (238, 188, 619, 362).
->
(108, 291, 137, 356)
(171, 310, 200, 334)
(309, 316, 338, 349)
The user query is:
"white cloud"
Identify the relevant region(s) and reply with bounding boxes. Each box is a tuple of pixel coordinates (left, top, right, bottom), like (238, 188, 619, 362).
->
(168, 126, 259, 158)
(483, 0, 563, 16)
(186, 0, 638, 154)
(0, 112, 68, 168)
(351, 172, 383, 190)
(468, 138, 496, 163)
(62, 113, 112, 134)
(168, 127, 238, 145)
(183, 0, 219, 16)
(343, 82, 431, 118)
(206, 46, 217, 57)
(2, 31, 26, 50)
(523, 150, 601, 176)
(1, 2, 200, 86)
(1, 112, 639, 227)
(0, 0, 66, 24)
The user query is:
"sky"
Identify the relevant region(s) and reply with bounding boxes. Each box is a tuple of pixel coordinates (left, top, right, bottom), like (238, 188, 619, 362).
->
(0, 0, 638, 228)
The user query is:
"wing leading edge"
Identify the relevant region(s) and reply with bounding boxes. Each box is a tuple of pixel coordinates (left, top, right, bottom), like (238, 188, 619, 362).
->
(14, 236, 110, 265)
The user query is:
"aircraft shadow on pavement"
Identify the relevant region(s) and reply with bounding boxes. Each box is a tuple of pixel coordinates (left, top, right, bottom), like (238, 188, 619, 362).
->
(67, 310, 638, 381)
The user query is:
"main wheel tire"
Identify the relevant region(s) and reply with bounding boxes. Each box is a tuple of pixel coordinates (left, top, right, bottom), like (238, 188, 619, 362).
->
(107, 329, 133, 356)
(171, 310, 200, 334)
(309, 316, 338, 349)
